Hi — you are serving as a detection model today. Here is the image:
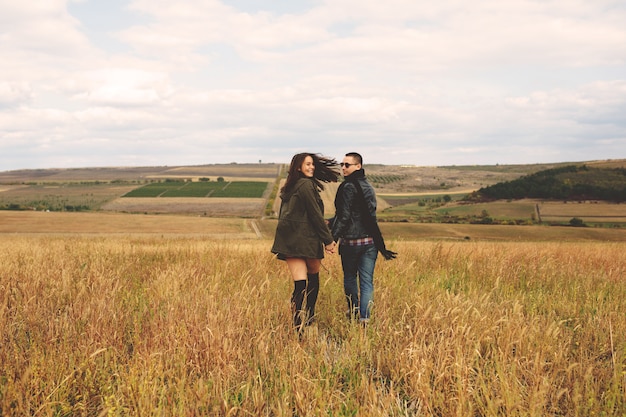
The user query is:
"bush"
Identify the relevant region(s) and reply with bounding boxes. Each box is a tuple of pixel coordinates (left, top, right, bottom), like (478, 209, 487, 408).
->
(569, 217, 586, 227)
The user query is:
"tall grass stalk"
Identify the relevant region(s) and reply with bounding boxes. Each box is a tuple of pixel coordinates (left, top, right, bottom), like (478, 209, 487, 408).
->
(1, 237, 624, 416)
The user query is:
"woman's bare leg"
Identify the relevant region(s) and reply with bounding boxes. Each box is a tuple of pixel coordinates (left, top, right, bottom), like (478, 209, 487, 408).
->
(285, 257, 322, 329)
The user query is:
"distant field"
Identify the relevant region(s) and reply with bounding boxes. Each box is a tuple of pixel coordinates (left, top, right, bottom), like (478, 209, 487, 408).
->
(0, 164, 278, 214)
(0, 211, 261, 237)
(102, 197, 266, 217)
(0, 181, 270, 215)
(2, 211, 625, 242)
(0, 183, 137, 211)
(538, 201, 626, 223)
(376, 220, 626, 242)
(151, 164, 281, 180)
(2, 160, 624, 224)
(435, 200, 537, 219)
(0, 163, 282, 182)
(380, 192, 469, 206)
(123, 181, 269, 198)
(382, 198, 626, 226)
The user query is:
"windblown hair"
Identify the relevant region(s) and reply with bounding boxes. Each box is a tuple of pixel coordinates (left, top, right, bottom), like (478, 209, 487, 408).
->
(281, 153, 340, 195)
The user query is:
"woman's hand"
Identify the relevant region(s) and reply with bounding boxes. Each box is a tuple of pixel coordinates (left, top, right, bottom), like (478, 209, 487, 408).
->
(325, 241, 337, 254)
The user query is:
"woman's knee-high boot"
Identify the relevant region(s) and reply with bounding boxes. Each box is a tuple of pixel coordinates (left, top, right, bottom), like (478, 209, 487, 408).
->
(305, 273, 320, 325)
(291, 280, 307, 330)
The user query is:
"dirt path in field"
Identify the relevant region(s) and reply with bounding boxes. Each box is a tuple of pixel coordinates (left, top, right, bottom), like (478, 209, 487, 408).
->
(249, 219, 263, 238)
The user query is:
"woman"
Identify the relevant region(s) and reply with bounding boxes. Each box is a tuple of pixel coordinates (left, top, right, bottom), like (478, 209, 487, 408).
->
(271, 153, 340, 331)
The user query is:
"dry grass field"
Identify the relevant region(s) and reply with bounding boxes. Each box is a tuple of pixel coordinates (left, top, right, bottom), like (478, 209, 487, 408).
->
(0, 211, 261, 238)
(101, 197, 266, 217)
(538, 201, 626, 224)
(0, 183, 138, 212)
(2, 211, 626, 242)
(1, 236, 624, 416)
(420, 199, 626, 225)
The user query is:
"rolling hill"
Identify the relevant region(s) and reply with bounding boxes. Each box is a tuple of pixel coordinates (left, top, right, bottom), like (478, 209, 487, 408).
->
(466, 164, 626, 202)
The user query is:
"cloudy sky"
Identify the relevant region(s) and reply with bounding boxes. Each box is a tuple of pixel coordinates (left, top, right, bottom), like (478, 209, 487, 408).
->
(1, 0, 625, 171)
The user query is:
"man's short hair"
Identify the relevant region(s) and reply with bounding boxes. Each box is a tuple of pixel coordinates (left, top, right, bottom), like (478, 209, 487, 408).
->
(345, 152, 362, 165)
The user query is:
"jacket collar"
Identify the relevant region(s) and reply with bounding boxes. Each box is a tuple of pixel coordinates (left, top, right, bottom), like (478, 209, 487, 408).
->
(344, 168, 365, 182)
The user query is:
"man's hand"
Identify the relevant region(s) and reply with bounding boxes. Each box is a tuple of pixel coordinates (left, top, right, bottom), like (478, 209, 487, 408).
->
(380, 248, 397, 260)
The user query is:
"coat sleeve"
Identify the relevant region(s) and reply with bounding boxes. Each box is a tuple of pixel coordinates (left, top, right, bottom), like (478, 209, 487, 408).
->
(301, 181, 334, 246)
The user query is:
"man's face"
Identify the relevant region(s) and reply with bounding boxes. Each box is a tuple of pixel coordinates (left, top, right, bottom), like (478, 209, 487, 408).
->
(340, 156, 361, 176)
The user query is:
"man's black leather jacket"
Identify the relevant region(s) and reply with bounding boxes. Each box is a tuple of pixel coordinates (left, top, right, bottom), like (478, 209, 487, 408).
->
(330, 169, 376, 241)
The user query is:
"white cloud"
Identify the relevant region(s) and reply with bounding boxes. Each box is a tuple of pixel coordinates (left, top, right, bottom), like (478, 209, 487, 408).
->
(73, 68, 174, 106)
(0, 82, 33, 107)
(0, 0, 625, 170)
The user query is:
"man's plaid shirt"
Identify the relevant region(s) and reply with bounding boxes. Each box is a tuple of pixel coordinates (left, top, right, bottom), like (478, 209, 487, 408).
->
(341, 237, 374, 246)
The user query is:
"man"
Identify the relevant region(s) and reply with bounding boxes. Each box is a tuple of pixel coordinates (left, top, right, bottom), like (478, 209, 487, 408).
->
(331, 152, 396, 324)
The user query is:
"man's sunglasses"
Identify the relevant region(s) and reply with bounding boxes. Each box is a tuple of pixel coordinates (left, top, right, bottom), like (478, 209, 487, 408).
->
(340, 162, 355, 168)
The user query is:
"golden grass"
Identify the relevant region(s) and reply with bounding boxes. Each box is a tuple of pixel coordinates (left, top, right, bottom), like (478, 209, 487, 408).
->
(1, 236, 624, 416)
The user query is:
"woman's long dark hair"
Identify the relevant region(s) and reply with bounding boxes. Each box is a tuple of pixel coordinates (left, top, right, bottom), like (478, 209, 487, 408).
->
(281, 153, 340, 195)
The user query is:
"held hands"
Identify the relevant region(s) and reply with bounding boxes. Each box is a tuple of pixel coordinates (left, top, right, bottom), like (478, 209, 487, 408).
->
(325, 241, 337, 254)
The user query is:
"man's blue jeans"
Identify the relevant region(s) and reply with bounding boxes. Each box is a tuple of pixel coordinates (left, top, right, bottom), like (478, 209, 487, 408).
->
(340, 243, 378, 321)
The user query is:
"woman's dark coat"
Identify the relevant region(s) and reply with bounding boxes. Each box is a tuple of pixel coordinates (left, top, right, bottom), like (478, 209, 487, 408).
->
(271, 177, 334, 259)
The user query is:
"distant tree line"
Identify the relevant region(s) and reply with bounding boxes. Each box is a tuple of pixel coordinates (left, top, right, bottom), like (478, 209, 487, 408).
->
(465, 165, 626, 203)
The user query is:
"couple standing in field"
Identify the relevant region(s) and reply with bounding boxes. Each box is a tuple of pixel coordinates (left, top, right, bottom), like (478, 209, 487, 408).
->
(271, 152, 397, 332)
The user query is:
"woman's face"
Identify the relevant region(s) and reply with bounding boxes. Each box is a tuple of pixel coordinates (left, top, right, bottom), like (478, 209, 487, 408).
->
(299, 155, 315, 178)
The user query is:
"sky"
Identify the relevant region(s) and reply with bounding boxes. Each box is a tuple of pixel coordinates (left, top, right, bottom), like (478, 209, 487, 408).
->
(1, 0, 625, 171)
